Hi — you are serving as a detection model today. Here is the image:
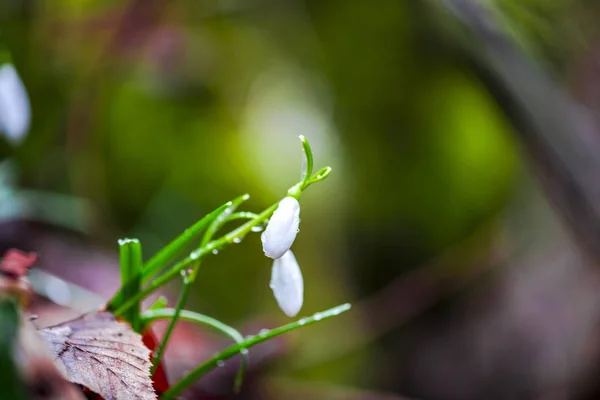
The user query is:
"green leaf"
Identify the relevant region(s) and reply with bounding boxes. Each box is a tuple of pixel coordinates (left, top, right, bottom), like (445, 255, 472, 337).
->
(0, 300, 27, 400)
(299, 135, 314, 187)
(142, 308, 248, 392)
(142, 201, 233, 280)
(106, 201, 231, 312)
(161, 303, 352, 399)
(118, 238, 143, 331)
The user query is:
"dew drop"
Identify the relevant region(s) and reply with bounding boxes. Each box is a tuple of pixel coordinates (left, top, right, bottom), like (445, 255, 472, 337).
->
(217, 360, 225, 367)
(212, 249, 219, 255)
(259, 329, 270, 336)
(233, 237, 242, 244)
(298, 318, 307, 326)
(240, 348, 249, 355)
(313, 313, 323, 321)
(251, 225, 264, 233)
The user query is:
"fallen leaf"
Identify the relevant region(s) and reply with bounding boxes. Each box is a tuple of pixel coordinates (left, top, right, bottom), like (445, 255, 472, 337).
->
(18, 314, 85, 400)
(40, 312, 157, 400)
(141, 329, 169, 395)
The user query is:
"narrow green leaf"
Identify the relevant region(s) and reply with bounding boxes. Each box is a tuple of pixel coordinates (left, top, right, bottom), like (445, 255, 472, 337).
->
(106, 202, 231, 311)
(142, 201, 232, 280)
(142, 308, 248, 392)
(118, 238, 142, 331)
(161, 303, 352, 399)
(299, 135, 314, 187)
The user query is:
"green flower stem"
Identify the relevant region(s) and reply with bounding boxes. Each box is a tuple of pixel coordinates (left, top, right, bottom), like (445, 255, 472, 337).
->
(288, 166, 332, 199)
(160, 303, 352, 400)
(188, 194, 250, 282)
(222, 202, 278, 243)
(150, 284, 188, 374)
(141, 308, 248, 392)
(118, 239, 142, 331)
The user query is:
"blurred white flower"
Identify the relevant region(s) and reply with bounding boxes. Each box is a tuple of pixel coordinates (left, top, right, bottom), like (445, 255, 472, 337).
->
(270, 250, 303, 317)
(0, 64, 30, 145)
(261, 196, 300, 259)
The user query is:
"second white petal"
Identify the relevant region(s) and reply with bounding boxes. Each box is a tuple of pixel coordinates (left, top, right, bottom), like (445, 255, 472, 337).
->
(270, 250, 303, 317)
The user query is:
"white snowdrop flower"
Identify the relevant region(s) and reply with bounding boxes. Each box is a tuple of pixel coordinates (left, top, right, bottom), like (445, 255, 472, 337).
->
(261, 196, 300, 259)
(270, 250, 303, 317)
(0, 64, 30, 145)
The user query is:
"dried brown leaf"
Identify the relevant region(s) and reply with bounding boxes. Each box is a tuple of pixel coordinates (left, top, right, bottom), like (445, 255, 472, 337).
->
(40, 312, 157, 400)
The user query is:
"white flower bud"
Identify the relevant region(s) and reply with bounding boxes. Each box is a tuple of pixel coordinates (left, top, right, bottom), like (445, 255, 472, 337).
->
(270, 250, 303, 317)
(261, 196, 300, 259)
(0, 64, 30, 145)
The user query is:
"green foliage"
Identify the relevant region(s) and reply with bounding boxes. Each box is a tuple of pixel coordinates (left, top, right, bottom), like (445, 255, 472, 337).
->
(0, 300, 27, 400)
(109, 136, 346, 395)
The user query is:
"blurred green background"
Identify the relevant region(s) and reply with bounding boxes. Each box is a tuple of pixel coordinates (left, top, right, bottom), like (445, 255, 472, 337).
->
(1, 1, 598, 399)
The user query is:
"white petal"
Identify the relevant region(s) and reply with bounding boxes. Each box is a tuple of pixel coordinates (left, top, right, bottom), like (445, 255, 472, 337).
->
(0, 64, 30, 145)
(261, 196, 300, 259)
(270, 250, 303, 317)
